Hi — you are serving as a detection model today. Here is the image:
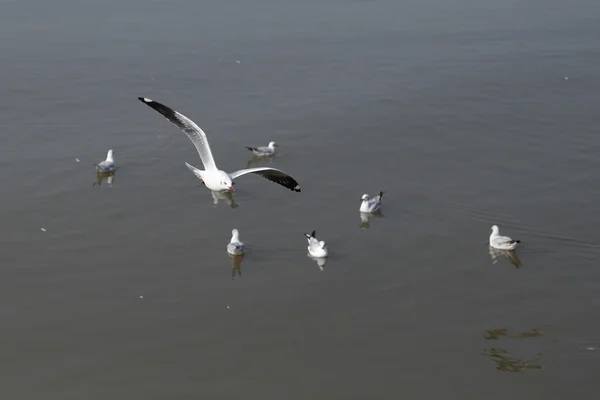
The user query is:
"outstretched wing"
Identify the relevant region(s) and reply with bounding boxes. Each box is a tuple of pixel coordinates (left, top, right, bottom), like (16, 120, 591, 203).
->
(138, 97, 217, 171)
(229, 167, 301, 192)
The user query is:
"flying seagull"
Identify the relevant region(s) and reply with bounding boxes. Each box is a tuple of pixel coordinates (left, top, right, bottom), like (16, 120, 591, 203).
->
(138, 97, 301, 193)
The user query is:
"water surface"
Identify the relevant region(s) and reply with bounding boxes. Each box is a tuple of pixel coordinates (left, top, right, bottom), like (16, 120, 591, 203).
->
(1, 0, 600, 398)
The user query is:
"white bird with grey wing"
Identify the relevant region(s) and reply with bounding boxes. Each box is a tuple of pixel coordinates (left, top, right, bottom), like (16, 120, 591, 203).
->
(360, 191, 383, 213)
(96, 150, 115, 172)
(138, 97, 301, 193)
(246, 141, 278, 156)
(227, 229, 245, 255)
(304, 230, 328, 258)
(489, 225, 521, 250)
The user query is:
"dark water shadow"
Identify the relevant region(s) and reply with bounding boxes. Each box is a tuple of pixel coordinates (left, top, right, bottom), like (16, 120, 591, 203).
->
(488, 246, 522, 268)
(482, 327, 548, 372)
(93, 170, 116, 187)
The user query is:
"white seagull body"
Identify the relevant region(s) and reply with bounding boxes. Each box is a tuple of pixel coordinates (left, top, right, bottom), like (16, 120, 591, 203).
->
(360, 191, 383, 213)
(138, 97, 301, 193)
(304, 230, 329, 258)
(489, 225, 521, 250)
(96, 150, 115, 172)
(246, 141, 278, 157)
(227, 229, 245, 255)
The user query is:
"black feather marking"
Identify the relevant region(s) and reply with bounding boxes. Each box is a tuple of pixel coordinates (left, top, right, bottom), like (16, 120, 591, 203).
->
(246, 146, 257, 151)
(311, 230, 316, 238)
(251, 169, 301, 192)
(510, 240, 521, 244)
(138, 97, 189, 131)
(379, 191, 384, 199)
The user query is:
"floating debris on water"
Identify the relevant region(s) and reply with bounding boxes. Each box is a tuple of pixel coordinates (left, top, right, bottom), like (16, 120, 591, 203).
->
(40, 228, 47, 232)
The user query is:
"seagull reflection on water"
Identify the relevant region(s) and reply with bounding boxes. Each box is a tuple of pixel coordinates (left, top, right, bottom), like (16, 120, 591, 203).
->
(246, 154, 275, 168)
(230, 253, 244, 279)
(93, 170, 115, 187)
(488, 246, 522, 268)
(211, 190, 238, 208)
(359, 210, 382, 229)
(308, 255, 327, 271)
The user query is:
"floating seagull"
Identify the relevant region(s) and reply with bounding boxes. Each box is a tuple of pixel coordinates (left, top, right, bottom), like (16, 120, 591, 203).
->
(227, 229, 245, 255)
(304, 230, 328, 258)
(489, 225, 521, 250)
(245, 141, 278, 157)
(360, 191, 383, 213)
(138, 97, 301, 193)
(95, 150, 115, 172)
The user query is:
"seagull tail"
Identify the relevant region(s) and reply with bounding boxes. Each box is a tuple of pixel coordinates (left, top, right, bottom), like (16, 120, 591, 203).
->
(379, 191, 384, 199)
(185, 162, 204, 180)
(304, 230, 316, 239)
(245, 146, 257, 152)
(511, 240, 521, 244)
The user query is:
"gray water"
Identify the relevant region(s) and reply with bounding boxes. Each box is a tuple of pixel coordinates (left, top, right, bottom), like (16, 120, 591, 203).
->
(1, 0, 600, 398)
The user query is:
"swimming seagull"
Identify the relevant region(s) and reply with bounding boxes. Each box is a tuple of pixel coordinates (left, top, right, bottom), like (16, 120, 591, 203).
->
(245, 141, 278, 157)
(227, 229, 245, 255)
(360, 191, 383, 213)
(304, 230, 329, 258)
(489, 225, 521, 250)
(138, 97, 301, 193)
(95, 150, 115, 172)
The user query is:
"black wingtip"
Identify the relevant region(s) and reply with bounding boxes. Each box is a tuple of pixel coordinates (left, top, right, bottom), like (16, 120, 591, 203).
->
(138, 96, 152, 103)
(379, 191, 384, 198)
(311, 230, 316, 238)
(245, 146, 256, 151)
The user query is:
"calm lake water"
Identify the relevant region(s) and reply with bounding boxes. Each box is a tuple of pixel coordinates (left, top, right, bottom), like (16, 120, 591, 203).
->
(1, 0, 600, 398)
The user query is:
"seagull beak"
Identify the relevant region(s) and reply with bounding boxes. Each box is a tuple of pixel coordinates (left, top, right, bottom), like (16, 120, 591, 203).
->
(228, 185, 235, 191)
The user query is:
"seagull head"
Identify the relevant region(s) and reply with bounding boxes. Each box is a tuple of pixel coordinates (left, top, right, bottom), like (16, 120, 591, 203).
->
(319, 240, 326, 248)
(269, 141, 279, 148)
(220, 179, 234, 191)
(106, 149, 114, 160)
(361, 194, 369, 201)
(491, 225, 499, 234)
